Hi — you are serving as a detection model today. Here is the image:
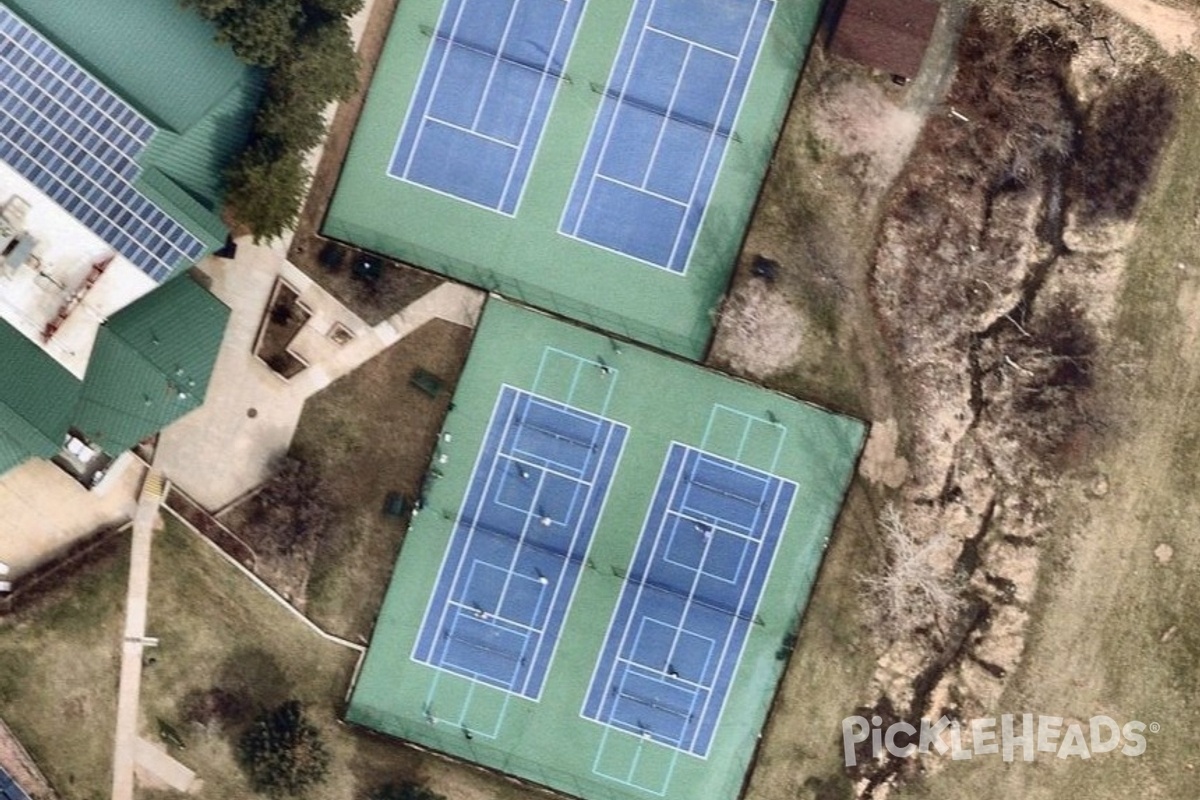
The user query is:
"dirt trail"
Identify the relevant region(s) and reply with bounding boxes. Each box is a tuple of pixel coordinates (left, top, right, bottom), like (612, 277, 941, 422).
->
(1098, 0, 1200, 55)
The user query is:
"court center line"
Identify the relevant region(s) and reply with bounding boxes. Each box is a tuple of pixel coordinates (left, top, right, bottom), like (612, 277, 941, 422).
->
(401, 0, 470, 178)
(683, 480, 781, 752)
(639, 41, 692, 192)
(573, 0, 663, 234)
(519, 419, 621, 697)
(665, 1, 762, 267)
(497, 0, 578, 209)
(423, 115, 520, 149)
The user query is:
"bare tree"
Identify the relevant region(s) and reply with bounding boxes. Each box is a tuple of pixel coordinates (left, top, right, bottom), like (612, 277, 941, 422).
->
(246, 456, 334, 556)
(860, 503, 966, 642)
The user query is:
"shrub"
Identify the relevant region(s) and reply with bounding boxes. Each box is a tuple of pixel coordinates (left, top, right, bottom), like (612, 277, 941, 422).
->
(238, 700, 330, 795)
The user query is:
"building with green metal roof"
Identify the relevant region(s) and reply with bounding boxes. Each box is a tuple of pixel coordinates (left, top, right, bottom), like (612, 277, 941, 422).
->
(0, 0, 250, 480)
(0, 321, 81, 475)
(74, 276, 230, 457)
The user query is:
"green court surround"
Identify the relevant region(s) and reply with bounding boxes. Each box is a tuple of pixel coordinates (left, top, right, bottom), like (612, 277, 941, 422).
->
(348, 299, 864, 800)
(324, 0, 822, 359)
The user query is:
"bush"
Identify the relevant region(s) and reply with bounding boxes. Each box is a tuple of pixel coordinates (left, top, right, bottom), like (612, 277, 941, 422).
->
(1072, 70, 1178, 221)
(238, 700, 330, 796)
(246, 457, 335, 555)
(181, 0, 362, 241)
(224, 142, 310, 242)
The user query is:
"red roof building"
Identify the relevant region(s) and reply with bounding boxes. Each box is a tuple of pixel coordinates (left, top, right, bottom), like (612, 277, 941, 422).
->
(829, 0, 941, 80)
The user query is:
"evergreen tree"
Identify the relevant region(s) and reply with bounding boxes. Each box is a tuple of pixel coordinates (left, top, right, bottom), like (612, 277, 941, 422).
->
(238, 700, 330, 795)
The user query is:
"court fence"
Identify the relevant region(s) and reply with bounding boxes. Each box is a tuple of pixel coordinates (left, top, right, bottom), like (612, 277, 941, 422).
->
(326, 225, 717, 359)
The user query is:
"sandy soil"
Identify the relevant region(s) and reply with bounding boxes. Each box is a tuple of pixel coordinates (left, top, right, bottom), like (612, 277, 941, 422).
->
(1098, 0, 1200, 55)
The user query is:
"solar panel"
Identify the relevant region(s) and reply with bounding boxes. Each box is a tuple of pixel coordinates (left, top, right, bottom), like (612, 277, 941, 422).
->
(0, 6, 207, 282)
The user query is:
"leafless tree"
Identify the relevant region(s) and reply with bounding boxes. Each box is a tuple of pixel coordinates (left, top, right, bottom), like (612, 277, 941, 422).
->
(860, 503, 966, 642)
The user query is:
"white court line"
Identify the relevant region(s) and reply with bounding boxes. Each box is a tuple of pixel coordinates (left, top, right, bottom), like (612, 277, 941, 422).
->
(566, 0, 663, 237)
(661, 514, 754, 586)
(522, 416, 629, 698)
(398, 0, 470, 178)
(684, 465, 792, 754)
(411, 387, 513, 671)
(640, 40, 692, 192)
(645, 23, 739, 59)
(579, 435, 673, 728)
(422, 387, 523, 670)
(671, 0, 777, 274)
(496, 0, 577, 210)
(470, 1, 523, 132)
(581, 440, 796, 757)
(440, 606, 528, 687)
(595, 174, 689, 208)
(423, 115, 520, 149)
(448, 598, 544, 636)
(584, 443, 688, 729)
(665, 5, 762, 269)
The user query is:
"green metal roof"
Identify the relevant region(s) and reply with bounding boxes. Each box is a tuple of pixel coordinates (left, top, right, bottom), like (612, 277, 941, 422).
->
(73, 276, 230, 454)
(3, 0, 249, 133)
(139, 71, 265, 211)
(0, 320, 82, 473)
(135, 167, 229, 253)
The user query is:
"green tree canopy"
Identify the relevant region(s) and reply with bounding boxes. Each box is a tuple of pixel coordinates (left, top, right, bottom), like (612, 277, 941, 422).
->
(214, 0, 305, 66)
(274, 18, 360, 106)
(238, 700, 330, 796)
(181, 0, 361, 240)
(224, 140, 310, 244)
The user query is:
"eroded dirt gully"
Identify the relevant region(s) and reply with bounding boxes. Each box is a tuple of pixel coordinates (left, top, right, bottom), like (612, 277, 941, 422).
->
(854, 4, 1176, 795)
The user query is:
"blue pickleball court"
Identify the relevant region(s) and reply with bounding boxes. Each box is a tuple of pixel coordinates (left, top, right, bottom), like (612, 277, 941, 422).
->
(560, 0, 774, 272)
(582, 443, 796, 756)
(412, 386, 628, 698)
(388, 0, 584, 213)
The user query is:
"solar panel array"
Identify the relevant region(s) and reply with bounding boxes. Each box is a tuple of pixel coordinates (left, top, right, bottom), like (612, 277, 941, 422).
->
(0, 6, 206, 282)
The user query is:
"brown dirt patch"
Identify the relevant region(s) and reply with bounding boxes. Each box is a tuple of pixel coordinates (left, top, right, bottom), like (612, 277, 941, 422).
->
(1097, 0, 1200, 55)
(291, 318, 475, 640)
(287, 0, 445, 324)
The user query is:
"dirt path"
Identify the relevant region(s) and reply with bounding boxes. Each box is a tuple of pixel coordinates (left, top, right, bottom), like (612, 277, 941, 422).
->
(1098, 0, 1200, 55)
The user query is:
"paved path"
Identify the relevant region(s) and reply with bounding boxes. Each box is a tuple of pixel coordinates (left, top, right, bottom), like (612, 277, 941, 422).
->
(110, 470, 165, 800)
(134, 736, 197, 793)
(156, 239, 483, 510)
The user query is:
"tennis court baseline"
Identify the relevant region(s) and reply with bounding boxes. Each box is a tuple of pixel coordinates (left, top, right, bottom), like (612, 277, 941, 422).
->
(389, 0, 583, 213)
(582, 443, 796, 756)
(560, 0, 774, 272)
(413, 385, 628, 699)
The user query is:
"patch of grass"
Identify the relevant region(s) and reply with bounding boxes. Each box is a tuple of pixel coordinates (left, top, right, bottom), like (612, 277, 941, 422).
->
(0, 535, 129, 800)
(143, 516, 536, 800)
(141, 517, 398, 799)
(745, 481, 884, 800)
(1115, 62, 1200, 348)
(291, 319, 475, 640)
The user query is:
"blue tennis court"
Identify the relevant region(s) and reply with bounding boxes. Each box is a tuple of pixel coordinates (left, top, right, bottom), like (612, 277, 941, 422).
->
(413, 385, 627, 698)
(388, 0, 583, 213)
(582, 443, 795, 756)
(560, 0, 774, 272)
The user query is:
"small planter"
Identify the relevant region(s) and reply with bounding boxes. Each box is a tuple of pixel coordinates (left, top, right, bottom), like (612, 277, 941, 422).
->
(254, 278, 313, 379)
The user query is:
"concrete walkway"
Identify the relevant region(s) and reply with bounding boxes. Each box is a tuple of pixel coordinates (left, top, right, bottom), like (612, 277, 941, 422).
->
(110, 470, 165, 800)
(156, 240, 483, 510)
(134, 736, 198, 794)
(0, 455, 142, 578)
